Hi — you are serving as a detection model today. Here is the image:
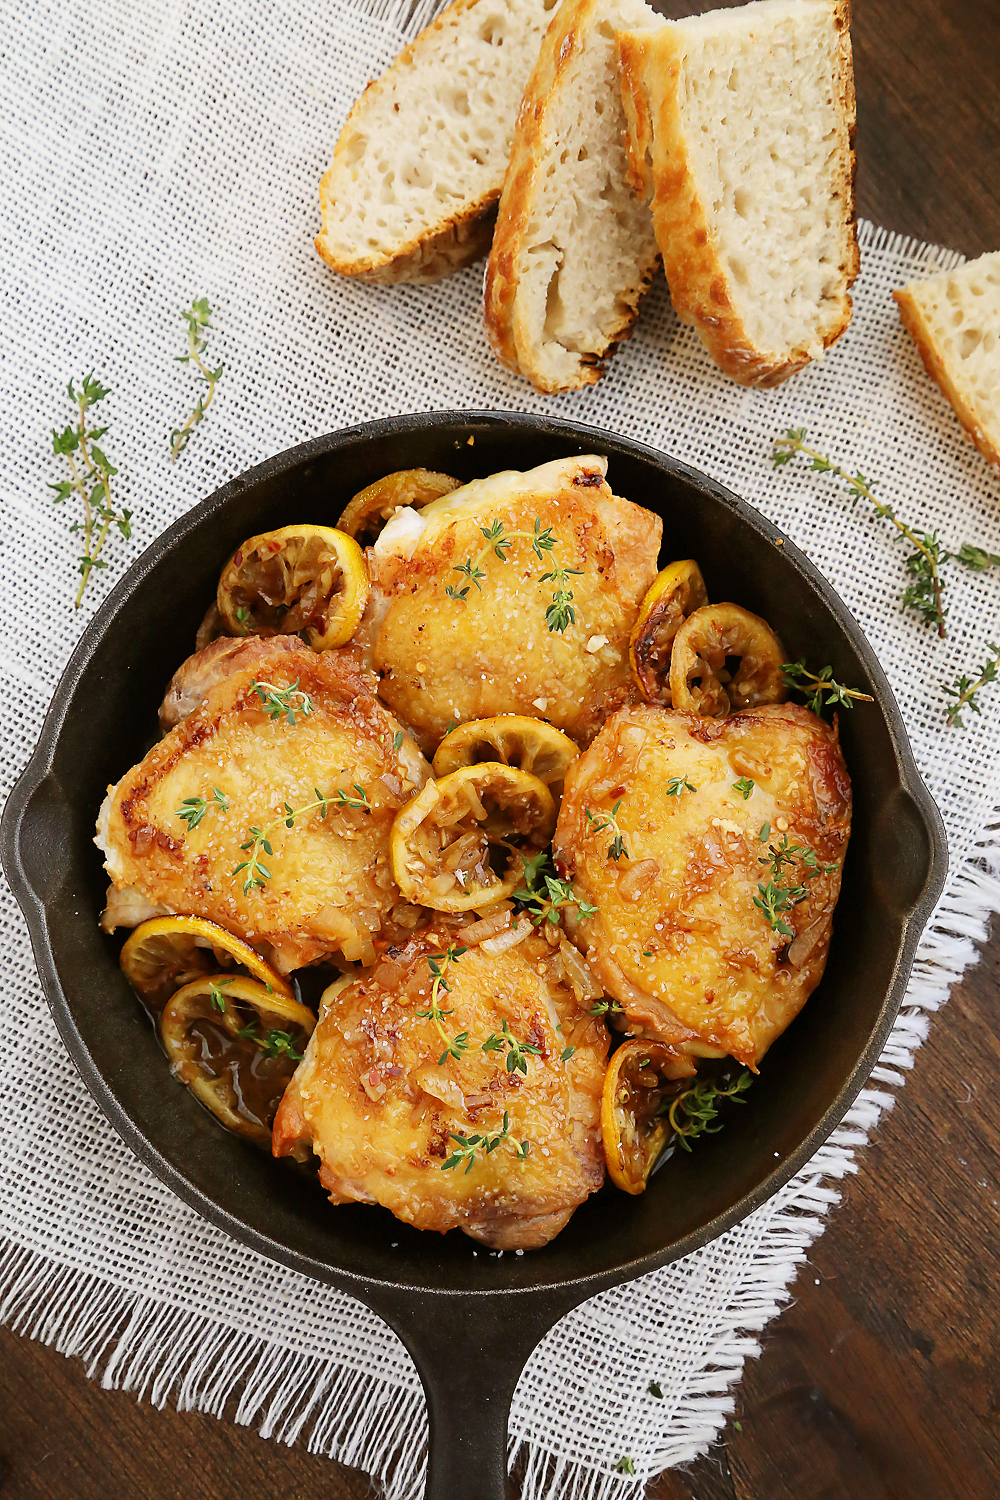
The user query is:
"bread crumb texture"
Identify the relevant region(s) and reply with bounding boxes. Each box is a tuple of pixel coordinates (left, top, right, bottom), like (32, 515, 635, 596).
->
(618, 0, 859, 387)
(316, 0, 560, 284)
(484, 0, 662, 392)
(894, 251, 1000, 469)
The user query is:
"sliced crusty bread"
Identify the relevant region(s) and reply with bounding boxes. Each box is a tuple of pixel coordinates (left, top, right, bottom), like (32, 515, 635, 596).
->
(483, 0, 662, 393)
(617, 0, 859, 388)
(894, 252, 1000, 468)
(316, 0, 560, 286)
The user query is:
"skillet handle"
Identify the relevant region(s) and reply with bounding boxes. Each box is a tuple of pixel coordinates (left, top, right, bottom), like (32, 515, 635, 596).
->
(367, 1286, 582, 1500)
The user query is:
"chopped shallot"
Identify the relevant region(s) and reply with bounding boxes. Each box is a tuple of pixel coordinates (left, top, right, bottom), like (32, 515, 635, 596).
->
(481, 917, 533, 955)
(558, 938, 603, 1001)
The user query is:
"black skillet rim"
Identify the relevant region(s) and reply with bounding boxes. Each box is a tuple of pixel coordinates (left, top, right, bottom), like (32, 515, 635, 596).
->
(1, 409, 949, 1307)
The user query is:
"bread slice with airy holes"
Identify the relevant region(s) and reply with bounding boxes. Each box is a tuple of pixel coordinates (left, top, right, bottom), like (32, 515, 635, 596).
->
(315, 0, 561, 285)
(483, 0, 662, 393)
(894, 252, 1000, 468)
(617, 0, 859, 388)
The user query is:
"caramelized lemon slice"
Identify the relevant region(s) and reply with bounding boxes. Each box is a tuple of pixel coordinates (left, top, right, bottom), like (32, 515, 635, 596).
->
(217, 524, 369, 651)
(390, 763, 556, 913)
(669, 603, 788, 718)
(160, 975, 315, 1143)
(337, 470, 461, 547)
(120, 914, 293, 1011)
(629, 559, 708, 705)
(601, 1040, 697, 1194)
(432, 716, 579, 799)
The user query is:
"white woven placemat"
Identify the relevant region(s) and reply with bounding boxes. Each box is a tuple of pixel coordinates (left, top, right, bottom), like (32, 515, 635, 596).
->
(2, 1, 1000, 1494)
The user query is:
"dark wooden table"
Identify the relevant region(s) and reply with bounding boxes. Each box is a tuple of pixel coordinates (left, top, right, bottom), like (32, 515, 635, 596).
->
(3, 1, 999, 1496)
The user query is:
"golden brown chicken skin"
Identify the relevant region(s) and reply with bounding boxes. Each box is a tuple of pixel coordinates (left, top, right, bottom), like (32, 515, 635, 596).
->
(553, 704, 851, 1068)
(366, 455, 661, 751)
(272, 917, 610, 1248)
(96, 640, 429, 971)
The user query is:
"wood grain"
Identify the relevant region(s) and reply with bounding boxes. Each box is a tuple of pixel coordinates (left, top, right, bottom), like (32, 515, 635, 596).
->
(3, 1, 999, 1497)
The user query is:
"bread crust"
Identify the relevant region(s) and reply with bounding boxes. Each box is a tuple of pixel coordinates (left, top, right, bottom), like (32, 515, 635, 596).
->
(484, 0, 659, 393)
(316, 0, 526, 286)
(618, 0, 860, 388)
(894, 286, 1000, 468)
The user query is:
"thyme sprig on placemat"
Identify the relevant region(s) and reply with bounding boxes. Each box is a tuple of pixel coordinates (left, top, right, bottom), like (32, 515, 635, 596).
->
(773, 428, 948, 636)
(773, 428, 1000, 726)
(50, 375, 133, 608)
(945, 645, 1000, 728)
(170, 297, 223, 460)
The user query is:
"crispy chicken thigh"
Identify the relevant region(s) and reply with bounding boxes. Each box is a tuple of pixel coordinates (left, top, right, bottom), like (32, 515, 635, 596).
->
(272, 918, 609, 1248)
(367, 455, 661, 750)
(96, 640, 430, 971)
(553, 704, 851, 1067)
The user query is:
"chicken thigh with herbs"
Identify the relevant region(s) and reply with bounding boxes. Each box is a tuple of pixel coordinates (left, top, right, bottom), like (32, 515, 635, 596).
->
(96, 639, 429, 971)
(272, 914, 610, 1248)
(553, 703, 851, 1068)
(366, 455, 661, 750)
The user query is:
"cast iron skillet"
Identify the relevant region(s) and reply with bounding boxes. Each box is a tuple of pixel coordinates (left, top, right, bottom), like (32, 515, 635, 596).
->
(2, 412, 947, 1498)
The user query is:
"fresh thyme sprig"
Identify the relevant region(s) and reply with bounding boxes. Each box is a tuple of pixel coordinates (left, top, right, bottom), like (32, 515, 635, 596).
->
(445, 517, 581, 633)
(333, 784, 372, 813)
(589, 998, 623, 1017)
(251, 677, 315, 725)
(772, 429, 948, 637)
(233, 827, 274, 894)
(175, 786, 229, 830)
(585, 799, 629, 861)
(441, 1110, 529, 1173)
(732, 777, 755, 801)
(415, 945, 469, 1064)
(208, 978, 234, 1013)
(781, 660, 875, 716)
(957, 544, 1000, 573)
(541, 560, 584, 633)
(235, 1019, 304, 1061)
(230, 785, 352, 894)
(170, 297, 223, 460)
(665, 776, 696, 797)
(49, 374, 133, 608)
(667, 1071, 752, 1151)
(944, 644, 1000, 728)
(514, 851, 598, 926)
(614, 1458, 637, 1476)
(752, 824, 837, 937)
(481, 1019, 542, 1075)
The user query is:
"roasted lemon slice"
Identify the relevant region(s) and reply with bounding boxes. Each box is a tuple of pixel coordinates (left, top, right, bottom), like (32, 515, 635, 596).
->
(432, 716, 579, 798)
(120, 914, 293, 1011)
(390, 763, 556, 913)
(629, 560, 708, 705)
(669, 603, 788, 718)
(337, 470, 461, 547)
(601, 1040, 697, 1194)
(217, 524, 369, 651)
(160, 975, 315, 1144)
